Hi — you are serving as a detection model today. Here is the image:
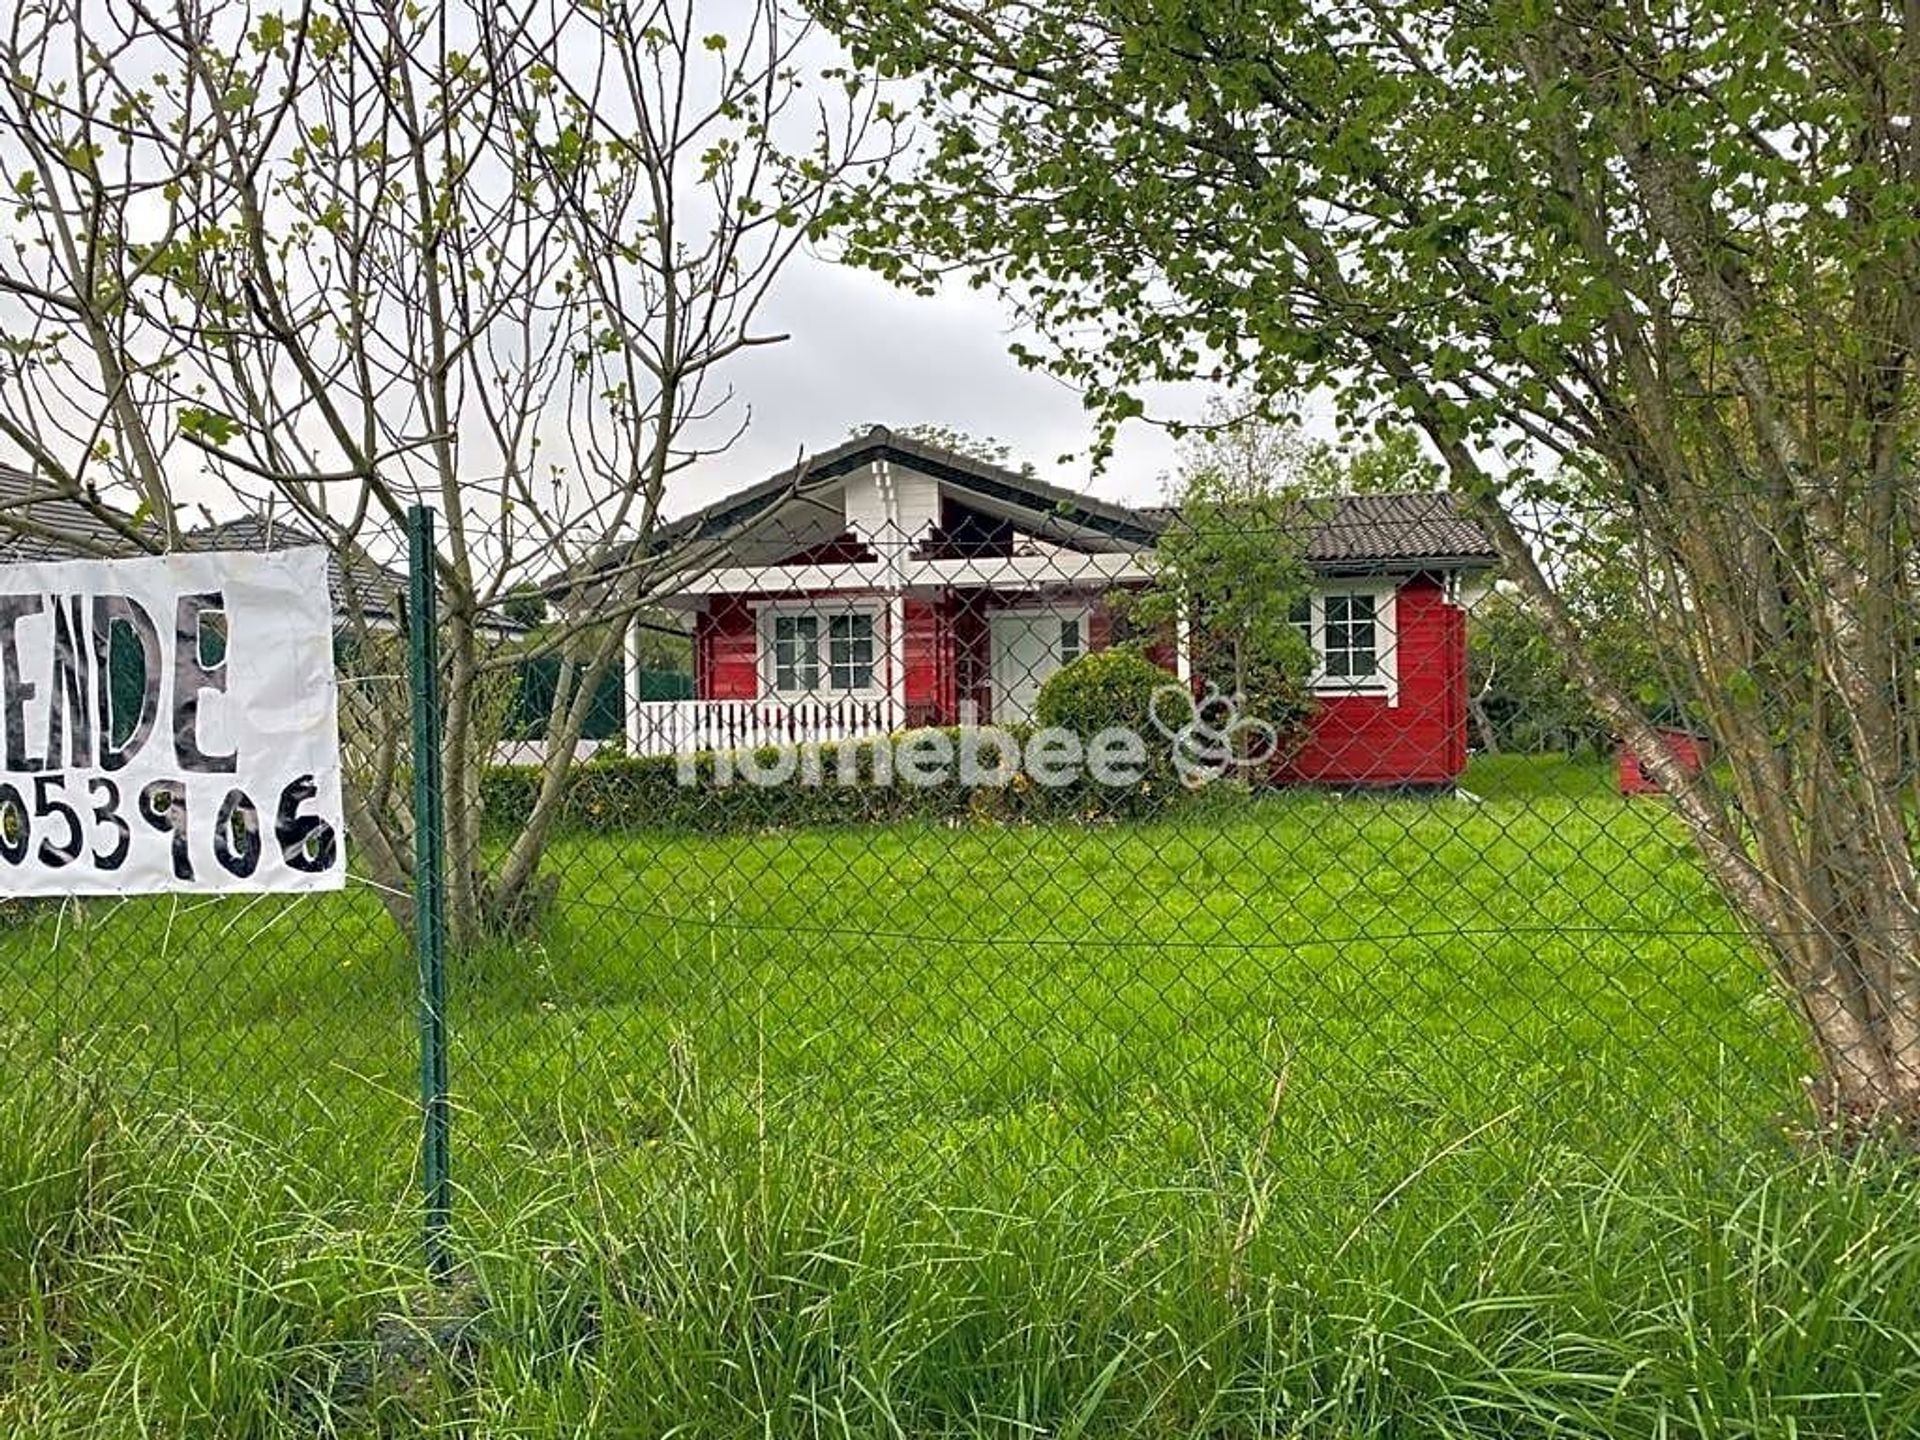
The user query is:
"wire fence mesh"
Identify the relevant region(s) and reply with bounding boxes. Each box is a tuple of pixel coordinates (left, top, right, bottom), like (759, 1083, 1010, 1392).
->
(0, 471, 1808, 1286)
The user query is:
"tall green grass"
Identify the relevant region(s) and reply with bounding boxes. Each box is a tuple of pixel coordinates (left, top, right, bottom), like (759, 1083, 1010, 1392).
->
(0, 758, 1869, 1434)
(0, 759, 1793, 1210)
(5, 1079, 1918, 1437)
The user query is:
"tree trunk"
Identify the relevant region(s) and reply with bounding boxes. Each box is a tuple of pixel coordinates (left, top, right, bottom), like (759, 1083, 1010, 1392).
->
(1461, 482, 1920, 1142)
(1467, 671, 1500, 756)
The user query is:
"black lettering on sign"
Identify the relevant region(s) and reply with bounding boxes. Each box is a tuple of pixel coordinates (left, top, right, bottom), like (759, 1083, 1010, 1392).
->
(213, 788, 261, 878)
(172, 592, 235, 774)
(0, 783, 26, 864)
(275, 774, 337, 874)
(0, 594, 45, 773)
(32, 774, 81, 868)
(46, 596, 91, 769)
(92, 596, 162, 772)
(88, 776, 129, 871)
(137, 778, 191, 881)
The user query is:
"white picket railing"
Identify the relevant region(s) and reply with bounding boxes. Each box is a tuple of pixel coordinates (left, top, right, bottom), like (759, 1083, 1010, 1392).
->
(628, 696, 901, 757)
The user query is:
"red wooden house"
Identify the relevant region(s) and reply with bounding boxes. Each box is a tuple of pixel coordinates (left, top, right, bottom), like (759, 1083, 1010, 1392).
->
(624, 427, 1498, 786)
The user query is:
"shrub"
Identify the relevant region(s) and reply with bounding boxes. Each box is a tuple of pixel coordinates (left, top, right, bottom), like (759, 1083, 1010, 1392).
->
(1031, 648, 1182, 803)
(1034, 648, 1172, 746)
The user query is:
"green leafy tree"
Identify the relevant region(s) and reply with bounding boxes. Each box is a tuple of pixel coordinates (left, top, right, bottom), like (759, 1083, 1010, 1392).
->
(1299, 427, 1443, 498)
(851, 422, 1027, 471)
(631, 613, 695, 677)
(1169, 394, 1307, 497)
(1129, 464, 1316, 761)
(1170, 393, 1442, 499)
(1470, 523, 1691, 756)
(503, 585, 551, 630)
(819, 0, 1920, 1134)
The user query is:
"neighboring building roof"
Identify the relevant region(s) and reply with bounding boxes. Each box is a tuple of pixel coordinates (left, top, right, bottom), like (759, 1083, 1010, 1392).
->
(1298, 492, 1499, 569)
(0, 469, 409, 606)
(0, 474, 526, 635)
(1140, 491, 1500, 573)
(0, 464, 151, 561)
(185, 512, 529, 637)
(186, 512, 410, 624)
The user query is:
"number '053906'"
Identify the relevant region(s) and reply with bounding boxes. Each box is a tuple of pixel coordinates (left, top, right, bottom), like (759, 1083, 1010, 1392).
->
(0, 773, 338, 880)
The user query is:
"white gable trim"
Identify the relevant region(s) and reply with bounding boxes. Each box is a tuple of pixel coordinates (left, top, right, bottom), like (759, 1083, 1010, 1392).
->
(843, 457, 941, 551)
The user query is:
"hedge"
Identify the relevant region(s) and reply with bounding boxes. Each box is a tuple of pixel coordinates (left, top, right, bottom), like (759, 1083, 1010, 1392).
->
(480, 728, 1176, 836)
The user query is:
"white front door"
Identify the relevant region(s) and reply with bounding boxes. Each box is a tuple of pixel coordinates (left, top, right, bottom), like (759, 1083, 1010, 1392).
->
(989, 608, 1086, 724)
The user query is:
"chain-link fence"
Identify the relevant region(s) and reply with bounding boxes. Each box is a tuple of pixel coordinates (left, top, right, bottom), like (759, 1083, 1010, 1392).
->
(0, 462, 1807, 1293)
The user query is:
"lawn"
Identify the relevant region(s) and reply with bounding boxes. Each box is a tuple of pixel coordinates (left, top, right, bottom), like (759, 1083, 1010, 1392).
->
(4, 755, 1914, 1437)
(0, 754, 1791, 1204)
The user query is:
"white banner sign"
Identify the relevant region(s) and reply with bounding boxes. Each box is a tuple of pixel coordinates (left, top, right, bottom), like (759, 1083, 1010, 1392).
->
(0, 547, 346, 894)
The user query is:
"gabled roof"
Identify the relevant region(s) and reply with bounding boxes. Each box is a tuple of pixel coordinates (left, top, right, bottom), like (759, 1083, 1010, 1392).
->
(0, 465, 151, 561)
(1140, 491, 1499, 573)
(1304, 492, 1500, 569)
(0, 477, 530, 635)
(183, 512, 530, 636)
(0, 470, 406, 602)
(647, 426, 1163, 557)
(644, 428, 1497, 575)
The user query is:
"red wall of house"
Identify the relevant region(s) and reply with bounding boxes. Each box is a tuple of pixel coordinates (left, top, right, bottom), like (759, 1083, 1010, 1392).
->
(1275, 574, 1467, 787)
(903, 597, 951, 727)
(694, 576, 1470, 786)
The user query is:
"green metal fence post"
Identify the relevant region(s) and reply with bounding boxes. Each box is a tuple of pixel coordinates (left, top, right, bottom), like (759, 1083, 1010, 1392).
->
(407, 504, 452, 1280)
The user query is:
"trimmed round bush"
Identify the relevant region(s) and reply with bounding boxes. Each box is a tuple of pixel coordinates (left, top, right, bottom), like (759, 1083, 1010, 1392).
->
(1034, 648, 1181, 807)
(1035, 647, 1174, 744)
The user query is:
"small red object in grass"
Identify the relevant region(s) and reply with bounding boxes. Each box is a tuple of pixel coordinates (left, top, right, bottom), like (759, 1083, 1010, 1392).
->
(1618, 727, 1710, 796)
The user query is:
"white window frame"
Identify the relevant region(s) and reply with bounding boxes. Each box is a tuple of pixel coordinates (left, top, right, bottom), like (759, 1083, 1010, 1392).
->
(1295, 580, 1399, 706)
(756, 599, 886, 699)
(1054, 606, 1090, 664)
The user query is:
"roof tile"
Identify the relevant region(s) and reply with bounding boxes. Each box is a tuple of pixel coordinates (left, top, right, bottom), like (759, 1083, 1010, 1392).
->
(0, 465, 149, 562)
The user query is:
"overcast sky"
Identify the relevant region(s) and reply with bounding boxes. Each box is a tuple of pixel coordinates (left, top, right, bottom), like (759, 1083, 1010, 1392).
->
(0, 2, 1289, 533)
(672, 256, 1216, 517)
(605, 2, 1230, 522)
(0, 0, 1284, 534)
